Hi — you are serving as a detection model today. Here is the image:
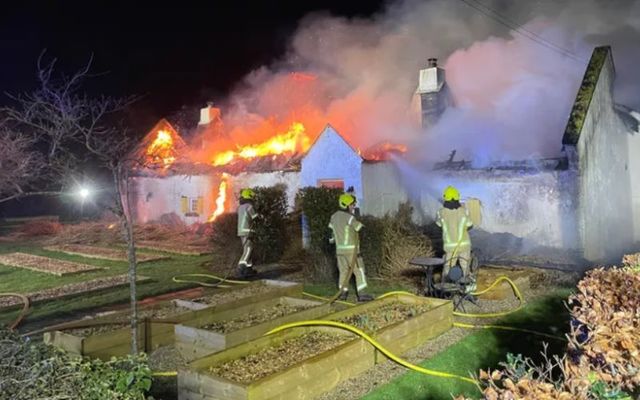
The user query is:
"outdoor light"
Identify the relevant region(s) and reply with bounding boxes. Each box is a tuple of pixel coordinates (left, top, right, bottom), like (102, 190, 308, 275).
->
(79, 188, 90, 199)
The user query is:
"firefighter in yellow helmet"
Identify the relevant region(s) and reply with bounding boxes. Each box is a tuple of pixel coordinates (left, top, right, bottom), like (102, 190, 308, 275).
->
(435, 186, 474, 283)
(237, 188, 259, 278)
(328, 193, 373, 302)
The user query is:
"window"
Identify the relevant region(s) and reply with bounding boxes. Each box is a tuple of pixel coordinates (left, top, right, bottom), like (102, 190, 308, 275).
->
(317, 179, 344, 190)
(181, 196, 204, 217)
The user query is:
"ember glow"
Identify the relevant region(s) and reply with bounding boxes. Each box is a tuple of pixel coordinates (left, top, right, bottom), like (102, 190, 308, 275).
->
(208, 174, 229, 222)
(211, 122, 310, 166)
(362, 142, 408, 161)
(146, 130, 176, 168)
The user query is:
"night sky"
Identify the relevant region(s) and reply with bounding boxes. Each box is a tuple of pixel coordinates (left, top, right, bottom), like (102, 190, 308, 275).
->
(1, 0, 385, 128)
(0, 0, 386, 216)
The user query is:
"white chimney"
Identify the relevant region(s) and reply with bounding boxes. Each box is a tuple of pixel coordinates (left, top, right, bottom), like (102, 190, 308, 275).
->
(416, 58, 446, 94)
(199, 102, 221, 126)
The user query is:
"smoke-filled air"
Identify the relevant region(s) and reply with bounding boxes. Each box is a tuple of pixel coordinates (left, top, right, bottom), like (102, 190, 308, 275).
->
(189, 0, 640, 167)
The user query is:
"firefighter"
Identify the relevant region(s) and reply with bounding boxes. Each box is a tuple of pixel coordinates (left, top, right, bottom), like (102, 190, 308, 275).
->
(237, 188, 259, 278)
(435, 186, 474, 284)
(328, 193, 373, 302)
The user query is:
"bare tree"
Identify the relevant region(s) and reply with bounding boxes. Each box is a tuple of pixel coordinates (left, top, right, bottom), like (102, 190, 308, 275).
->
(3, 52, 145, 354)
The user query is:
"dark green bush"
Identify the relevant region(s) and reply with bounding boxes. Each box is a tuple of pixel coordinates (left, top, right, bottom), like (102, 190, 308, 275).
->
(0, 329, 151, 400)
(297, 187, 342, 282)
(211, 185, 289, 267)
(252, 184, 288, 264)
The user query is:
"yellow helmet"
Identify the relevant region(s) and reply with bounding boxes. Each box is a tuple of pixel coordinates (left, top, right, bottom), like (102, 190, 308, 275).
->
(240, 188, 255, 200)
(339, 193, 356, 209)
(443, 186, 460, 201)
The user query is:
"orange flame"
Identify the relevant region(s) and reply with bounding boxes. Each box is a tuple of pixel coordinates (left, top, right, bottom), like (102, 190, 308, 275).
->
(361, 142, 408, 161)
(146, 130, 176, 168)
(208, 174, 229, 222)
(212, 122, 310, 166)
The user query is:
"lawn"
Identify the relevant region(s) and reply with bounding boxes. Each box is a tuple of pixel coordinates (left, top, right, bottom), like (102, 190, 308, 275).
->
(0, 241, 412, 332)
(0, 241, 214, 331)
(361, 288, 573, 400)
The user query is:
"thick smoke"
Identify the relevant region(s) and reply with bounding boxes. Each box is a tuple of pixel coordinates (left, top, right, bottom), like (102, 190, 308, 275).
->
(194, 0, 640, 166)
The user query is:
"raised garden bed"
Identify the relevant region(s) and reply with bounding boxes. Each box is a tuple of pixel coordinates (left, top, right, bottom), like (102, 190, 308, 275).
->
(175, 296, 332, 361)
(179, 327, 374, 400)
(44, 244, 169, 262)
(43, 279, 303, 360)
(173, 280, 302, 309)
(326, 293, 452, 359)
(136, 241, 211, 256)
(0, 252, 103, 276)
(0, 274, 150, 310)
(178, 294, 452, 400)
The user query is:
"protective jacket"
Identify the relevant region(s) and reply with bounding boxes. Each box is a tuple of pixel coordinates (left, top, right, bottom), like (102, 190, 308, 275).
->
(237, 203, 257, 237)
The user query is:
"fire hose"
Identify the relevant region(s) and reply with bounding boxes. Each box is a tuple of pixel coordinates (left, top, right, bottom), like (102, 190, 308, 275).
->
(0, 293, 30, 330)
(265, 320, 480, 385)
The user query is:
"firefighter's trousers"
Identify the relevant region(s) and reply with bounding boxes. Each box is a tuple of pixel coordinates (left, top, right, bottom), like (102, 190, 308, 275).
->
(239, 236, 253, 267)
(443, 246, 471, 280)
(336, 251, 368, 292)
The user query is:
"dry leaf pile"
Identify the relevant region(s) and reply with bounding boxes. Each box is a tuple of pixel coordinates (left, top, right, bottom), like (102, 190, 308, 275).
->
(456, 262, 640, 400)
(566, 266, 640, 391)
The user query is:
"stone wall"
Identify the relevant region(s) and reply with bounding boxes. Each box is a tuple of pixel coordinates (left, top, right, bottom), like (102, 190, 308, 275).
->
(565, 47, 636, 262)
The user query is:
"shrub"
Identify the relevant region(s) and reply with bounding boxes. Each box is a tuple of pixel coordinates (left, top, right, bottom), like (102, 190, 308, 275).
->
(252, 185, 288, 264)
(360, 202, 433, 278)
(210, 213, 242, 269)
(210, 184, 288, 268)
(0, 329, 151, 400)
(297, 187, 342, 282)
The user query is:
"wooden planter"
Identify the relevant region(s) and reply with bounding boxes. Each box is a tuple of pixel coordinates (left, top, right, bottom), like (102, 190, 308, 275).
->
(43, 279, 303, 360)
(325, 293, 453, 360)
(178, 327, 375, 400)
(176, 296, 332, 361)
(177, 294, 452, 400)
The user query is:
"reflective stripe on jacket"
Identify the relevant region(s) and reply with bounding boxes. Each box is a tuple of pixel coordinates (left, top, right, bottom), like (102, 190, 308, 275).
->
(329, 210, 364, 252)
(435, 206, 473, 250)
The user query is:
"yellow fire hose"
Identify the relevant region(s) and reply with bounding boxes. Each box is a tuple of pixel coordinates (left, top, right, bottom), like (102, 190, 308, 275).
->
(265, 320, 479, 386)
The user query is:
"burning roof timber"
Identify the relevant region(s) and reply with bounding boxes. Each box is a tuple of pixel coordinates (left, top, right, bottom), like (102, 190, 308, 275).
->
(135, 111, 407, 178)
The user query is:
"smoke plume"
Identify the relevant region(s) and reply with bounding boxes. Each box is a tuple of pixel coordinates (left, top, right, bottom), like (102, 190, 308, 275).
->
(194, 0, 640, 166)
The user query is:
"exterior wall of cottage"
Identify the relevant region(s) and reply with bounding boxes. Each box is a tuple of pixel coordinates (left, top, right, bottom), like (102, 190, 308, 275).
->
(569, 48, 636, 262)
(228, 171, 300, 212)
(131, 174, 217, 224)
(300, 125, 364, 206)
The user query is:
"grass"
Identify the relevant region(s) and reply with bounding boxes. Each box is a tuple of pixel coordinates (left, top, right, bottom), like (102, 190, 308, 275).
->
(0, 241, 215, 331)
(361, 288, 573, 400)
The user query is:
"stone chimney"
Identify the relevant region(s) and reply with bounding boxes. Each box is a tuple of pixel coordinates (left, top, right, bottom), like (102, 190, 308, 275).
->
(414, 58, 453, 128)
(199, 102, 221, 126)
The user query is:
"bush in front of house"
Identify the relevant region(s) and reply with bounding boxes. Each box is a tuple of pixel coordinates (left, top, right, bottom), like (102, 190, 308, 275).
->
(0, 329, 151, 400)
(297, 186, 342, 282)
(360, 202, 433, 278)
(251, 184, 289, 264)
(210, 212, 242, 269)
(298, 188, 432, 283)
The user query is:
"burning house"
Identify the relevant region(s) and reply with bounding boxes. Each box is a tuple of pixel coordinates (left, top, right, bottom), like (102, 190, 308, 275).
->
(132, 45, 640, 264)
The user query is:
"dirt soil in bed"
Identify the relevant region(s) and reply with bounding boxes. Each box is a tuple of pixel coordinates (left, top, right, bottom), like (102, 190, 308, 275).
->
(202, 302, 315, 333)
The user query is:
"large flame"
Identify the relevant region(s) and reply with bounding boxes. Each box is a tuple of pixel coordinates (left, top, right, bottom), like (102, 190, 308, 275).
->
(146, 130, 176, 168)
(208, 174, 229, 222)
(212, 122, 310, 166)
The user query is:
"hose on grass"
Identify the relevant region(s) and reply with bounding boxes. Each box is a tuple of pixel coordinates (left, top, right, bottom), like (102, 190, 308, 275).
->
(265, 319, 480, 386)
(0, 293, 30, 330)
